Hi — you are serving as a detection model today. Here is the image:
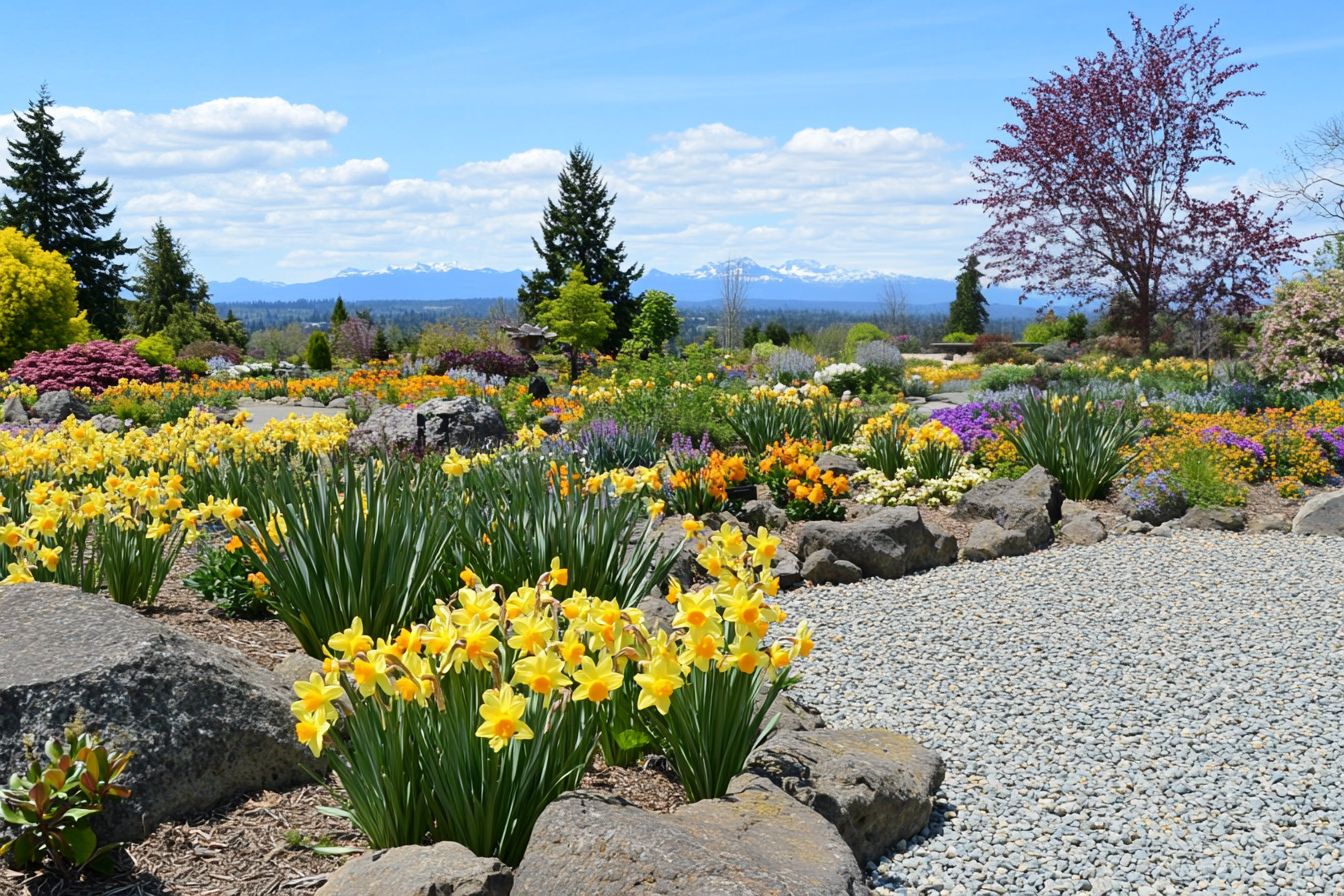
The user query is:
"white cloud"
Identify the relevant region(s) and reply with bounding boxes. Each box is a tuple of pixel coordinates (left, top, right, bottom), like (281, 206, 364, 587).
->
(0, 98, 987, 281)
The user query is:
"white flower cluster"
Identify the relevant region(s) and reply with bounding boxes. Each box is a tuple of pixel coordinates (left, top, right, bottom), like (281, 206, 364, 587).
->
(852, 465, 991, 508)
(813, 362, 865, 385)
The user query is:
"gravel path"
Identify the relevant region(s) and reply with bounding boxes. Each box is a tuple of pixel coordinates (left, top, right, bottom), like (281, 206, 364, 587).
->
(781, 531, 1344, 895)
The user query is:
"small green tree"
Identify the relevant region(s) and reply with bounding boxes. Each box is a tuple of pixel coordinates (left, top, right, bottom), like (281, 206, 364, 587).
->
(331, 295, 349, 330)
(741, 323, 762, 348)
(844, 322, 886, 359)
(948, 254, 989, 335)
(0, 227, 86, 366)
(371, 326, 392, 361)
(306, 330, 333, 371)
(537, 266, 613, 378)
(764, 321, 790, 346)
(624, 289, 679, 356)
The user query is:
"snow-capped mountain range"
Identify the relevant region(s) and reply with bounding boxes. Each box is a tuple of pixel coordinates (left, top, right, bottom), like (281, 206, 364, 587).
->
(209, 257, 1044, 314)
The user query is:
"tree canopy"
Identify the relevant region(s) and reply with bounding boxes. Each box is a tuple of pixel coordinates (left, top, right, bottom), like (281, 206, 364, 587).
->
(537, 266, 613, 377)
(0, 86, 131, 338)
(518, 147, 643, 351)
(129, 220, 245, 348)
(961, 7, 1301, 351)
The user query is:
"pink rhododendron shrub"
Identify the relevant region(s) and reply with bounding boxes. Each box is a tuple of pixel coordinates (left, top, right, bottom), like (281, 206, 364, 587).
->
(1250, 271, 1344, 391)
(9, 340, 177, 392)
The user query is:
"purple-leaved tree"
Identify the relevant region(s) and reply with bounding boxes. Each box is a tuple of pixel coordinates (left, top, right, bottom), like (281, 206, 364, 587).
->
(961, 6, 1303, 352)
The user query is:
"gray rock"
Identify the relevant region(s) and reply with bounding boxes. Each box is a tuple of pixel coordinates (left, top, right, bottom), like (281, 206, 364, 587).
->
(2, 394, 27, 424)
(1059, 511, 1108, 546)
(801, 549, 864, 584)
(767, 692, 827, 735)
(635, 588, 678, 634)
(1116, 479, 1188, 525)
(0, 584, 318, 842)
(296, 396, 325, 408)
(418, 396, 508, 453)
(955, 466, 1062, 547)
(88, 413, 126, 434)
(536, 414, 562, 435)
(816, 452, 861, 476)
(317, 841, 511, 896)
(326, 396, 349, 409)
(348, 404, 419, 454)
(699, 510, 744, 532)
(748, 728, 945, 866)
(1249, 514, 1292, 534)
(926, 391, 971, 405)
(272, 651, 324, 689)
(1292, 491, 1344, 536)
(1013, 466, 1065, 524)
(773, 547, 802, 590)
(740, 497, 789, 531)
(1148, 523, 1176, 537)
(511, 776, 867, 896)
(1177, 507, 1247, 532)
(652, 518, 701, 590)
(1059, 499, 1090, 523)
(797, 507, 957, 580)
(29, 390, 90, 423)
(961, 520, 1032, 562)
(1114, 519, 1153, 536)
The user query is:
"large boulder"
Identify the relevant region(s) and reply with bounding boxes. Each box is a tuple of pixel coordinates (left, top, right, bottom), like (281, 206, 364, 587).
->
(0, 584, 319, 842)
(29, 390, 90, 423)
(747, 728, 945, 867)
(511, 776, 867, 896)
(1248, 513, 1292, 534)
(347, 404, 420, 454)
(418, 397, 508, 453)
(317, 841, 512, 896)
(797, 507, 956, 580)
(1293, 490, 1344, 536)
(960, 520, 1032, 562)
(2, 394, 27, 425)
(1115, 478, 1188, 525)
(955, 466, 1062, 547)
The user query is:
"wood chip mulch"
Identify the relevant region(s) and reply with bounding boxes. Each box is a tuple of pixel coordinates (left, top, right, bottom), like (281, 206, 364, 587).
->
(144, 549, 301, 670)
(1, 783, 359, 896)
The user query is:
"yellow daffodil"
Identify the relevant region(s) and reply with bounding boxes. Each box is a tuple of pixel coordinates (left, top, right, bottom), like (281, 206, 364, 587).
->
(475, 684, 534, 752)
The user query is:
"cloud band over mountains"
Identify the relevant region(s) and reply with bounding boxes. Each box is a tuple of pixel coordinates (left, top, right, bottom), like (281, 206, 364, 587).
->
(0, 96, 985, 282)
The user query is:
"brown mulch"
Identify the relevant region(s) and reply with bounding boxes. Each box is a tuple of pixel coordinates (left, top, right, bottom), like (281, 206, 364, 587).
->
(144, 549, 301, 670)
(1, 782, 358, 896)
(581, 753, 685, 814)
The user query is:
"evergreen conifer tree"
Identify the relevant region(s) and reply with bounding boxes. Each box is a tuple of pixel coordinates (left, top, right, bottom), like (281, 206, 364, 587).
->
(130, 220, 209, 335)
(331, 295, 349, 330)
(0, 86, 131, 338)
(948, 254, 990, 335)
(518, 146, 643, 351)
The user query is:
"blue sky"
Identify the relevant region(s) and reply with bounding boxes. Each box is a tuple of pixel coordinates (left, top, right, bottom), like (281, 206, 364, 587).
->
(1, 1, 1340, 282)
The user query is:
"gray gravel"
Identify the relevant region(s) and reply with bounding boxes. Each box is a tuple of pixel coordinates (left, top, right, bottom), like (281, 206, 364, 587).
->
(781, 531, 1344, 895)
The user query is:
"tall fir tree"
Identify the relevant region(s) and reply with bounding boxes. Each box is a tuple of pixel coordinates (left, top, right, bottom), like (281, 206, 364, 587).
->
(130, 220, 210, 334)
(0, 86, 131, 338)
(518, 146, 644, 351)
(948, 254, 990, 335)
(331, 295, 349, 330)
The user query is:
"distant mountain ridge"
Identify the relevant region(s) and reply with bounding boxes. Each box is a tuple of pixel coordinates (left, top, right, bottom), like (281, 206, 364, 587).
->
(209, 257, 1046, 316)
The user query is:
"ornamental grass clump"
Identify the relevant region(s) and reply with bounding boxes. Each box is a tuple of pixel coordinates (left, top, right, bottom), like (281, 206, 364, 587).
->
(907, 420, 965, 481)
(243, 455, 458, 657)
(1004, 390, 1145, 500)
(295, 532, 811, 862)
(443, 450, 679, 610)
(726, 386, 816, 455)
